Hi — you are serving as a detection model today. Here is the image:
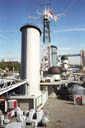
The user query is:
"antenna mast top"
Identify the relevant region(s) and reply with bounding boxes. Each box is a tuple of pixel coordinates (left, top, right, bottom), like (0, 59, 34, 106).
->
(41, 0, 50, 10)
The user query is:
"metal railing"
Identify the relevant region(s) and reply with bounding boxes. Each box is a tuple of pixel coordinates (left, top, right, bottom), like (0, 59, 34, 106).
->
(0, 79, 28, 95)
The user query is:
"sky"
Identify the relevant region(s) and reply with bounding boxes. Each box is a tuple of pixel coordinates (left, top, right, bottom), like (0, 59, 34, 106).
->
(0, 0, 85, 64)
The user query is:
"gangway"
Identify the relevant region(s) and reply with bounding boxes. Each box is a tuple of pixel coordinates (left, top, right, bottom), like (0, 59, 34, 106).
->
(0, 80, 28, 95)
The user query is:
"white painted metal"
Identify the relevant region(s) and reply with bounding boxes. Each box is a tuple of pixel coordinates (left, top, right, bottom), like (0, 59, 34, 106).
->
(20, 25, 41, 95)
(62, 60, 68, 64)
(15, 107, 26, 123)
(0, 79, 83, 96)
(48, 45, 57, 68)
(48, 46, 52, 68)
(62, 59, 69, 70)
(63, 64, 69, 69)
(26, 109, 49, 126)
(0, 115, 4, 126)
(52, 74, 61, 81)
(40, 79, 75, 86)
(80, 50, 85, 68)
(8, 100, 17, 109)
(0, 80, 27, 95)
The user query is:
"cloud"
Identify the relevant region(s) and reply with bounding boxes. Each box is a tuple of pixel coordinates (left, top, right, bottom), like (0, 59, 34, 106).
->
(53, 27, 85, 33)
(58, 47, 72, 51)
(0, 33, 7, 39)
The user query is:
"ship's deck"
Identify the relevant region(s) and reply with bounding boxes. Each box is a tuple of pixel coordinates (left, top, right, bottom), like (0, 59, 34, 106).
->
(42, 98, 85, 128)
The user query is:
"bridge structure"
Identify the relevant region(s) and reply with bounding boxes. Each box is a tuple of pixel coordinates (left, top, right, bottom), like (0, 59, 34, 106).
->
(59, 53, 80, 57)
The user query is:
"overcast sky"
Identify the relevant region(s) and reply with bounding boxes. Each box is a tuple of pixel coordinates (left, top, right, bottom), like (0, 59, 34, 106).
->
(0, 0, 85, 64)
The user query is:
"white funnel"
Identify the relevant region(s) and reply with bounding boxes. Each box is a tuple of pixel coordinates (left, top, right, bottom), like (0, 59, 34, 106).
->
(20, 24, 41, 95)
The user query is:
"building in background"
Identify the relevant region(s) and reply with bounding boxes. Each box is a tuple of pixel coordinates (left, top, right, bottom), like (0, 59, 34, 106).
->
(1, 57, 11, 62)
(80, 50, 85, 70)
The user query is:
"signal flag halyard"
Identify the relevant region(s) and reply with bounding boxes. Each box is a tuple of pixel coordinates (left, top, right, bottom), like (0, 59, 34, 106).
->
(48, 9, 58, 21)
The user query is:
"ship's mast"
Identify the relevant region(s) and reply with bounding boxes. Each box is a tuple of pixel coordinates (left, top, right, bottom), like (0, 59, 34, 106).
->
(28, 0, 65, 71)
(43, 16, 50, 44)
(42, 0, 51, 44)
(41, 0, 51, 71)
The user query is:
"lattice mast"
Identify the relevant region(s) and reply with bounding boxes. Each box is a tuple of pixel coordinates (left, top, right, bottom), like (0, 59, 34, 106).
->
(28, 1, 65, 70)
